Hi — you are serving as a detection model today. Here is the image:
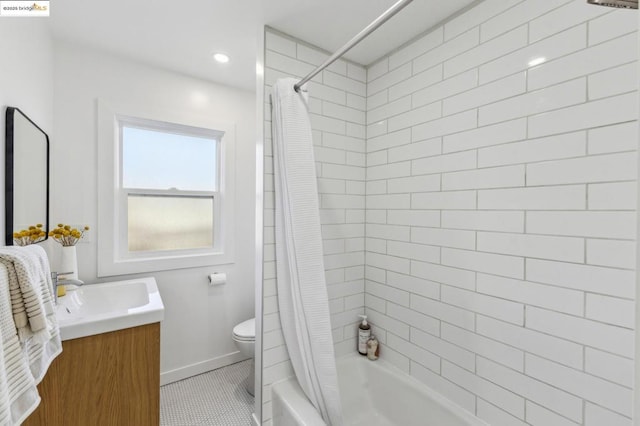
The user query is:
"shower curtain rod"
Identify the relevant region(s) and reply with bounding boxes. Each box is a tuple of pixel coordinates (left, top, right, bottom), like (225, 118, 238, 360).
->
(293, 0, 414, 92)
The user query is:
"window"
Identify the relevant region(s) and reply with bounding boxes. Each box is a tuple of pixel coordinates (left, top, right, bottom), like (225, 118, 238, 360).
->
(120, 120, 221, 253)
(98, 100, 235, 276)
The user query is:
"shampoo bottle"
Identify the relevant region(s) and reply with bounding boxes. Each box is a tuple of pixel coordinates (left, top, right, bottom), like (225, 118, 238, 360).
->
(357, 315, 370, 355)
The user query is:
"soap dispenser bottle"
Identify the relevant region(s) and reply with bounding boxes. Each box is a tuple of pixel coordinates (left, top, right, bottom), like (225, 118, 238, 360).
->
(357, 315, 371, 355)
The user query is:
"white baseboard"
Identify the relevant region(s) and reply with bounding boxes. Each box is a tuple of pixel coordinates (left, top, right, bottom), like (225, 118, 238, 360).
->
(252, 412, 261, 425)
(161, 351, 249, 385)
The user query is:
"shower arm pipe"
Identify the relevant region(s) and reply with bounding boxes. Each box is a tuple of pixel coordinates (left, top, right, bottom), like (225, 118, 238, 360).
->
(293, 0, 414, 92)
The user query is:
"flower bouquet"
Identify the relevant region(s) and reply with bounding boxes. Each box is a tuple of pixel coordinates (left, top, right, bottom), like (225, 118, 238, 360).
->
(13, 224, 46, 246)
(49, 223, 90, 281)
(49, 224, 90, 246)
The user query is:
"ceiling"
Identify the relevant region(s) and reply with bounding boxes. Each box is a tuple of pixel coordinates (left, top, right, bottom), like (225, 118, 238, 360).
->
(49, 0, 478, 91)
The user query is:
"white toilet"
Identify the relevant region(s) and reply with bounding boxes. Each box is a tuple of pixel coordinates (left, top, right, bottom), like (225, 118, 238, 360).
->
(232, 317, 255, 396)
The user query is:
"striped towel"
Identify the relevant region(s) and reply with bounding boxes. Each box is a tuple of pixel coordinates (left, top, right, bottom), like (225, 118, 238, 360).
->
(0, 246, 50, 342)
(0, 246, 62, 383)
(0, 264, 40, 425)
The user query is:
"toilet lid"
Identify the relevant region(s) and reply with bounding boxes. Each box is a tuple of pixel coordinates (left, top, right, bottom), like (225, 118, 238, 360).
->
(233, 318, 255, 340)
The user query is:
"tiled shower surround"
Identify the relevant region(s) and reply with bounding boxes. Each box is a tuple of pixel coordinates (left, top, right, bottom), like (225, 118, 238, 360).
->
(263, 1, 638, 425)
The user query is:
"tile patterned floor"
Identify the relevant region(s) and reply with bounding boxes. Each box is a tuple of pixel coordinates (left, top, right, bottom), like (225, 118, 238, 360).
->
(160, 360, 254, 426)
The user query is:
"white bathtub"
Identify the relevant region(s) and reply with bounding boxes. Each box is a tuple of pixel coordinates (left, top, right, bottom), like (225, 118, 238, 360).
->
(272, 354, 488, 426)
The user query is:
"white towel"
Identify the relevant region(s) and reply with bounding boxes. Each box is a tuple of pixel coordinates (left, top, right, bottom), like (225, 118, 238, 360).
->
(272, 77, 344, 426)
(0, 265, 41, 425)
(0, 245, 62, 384)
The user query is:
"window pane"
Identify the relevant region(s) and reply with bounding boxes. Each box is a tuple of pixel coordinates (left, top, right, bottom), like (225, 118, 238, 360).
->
(128, 195, 213, 252)
(123, 126, 217, 191)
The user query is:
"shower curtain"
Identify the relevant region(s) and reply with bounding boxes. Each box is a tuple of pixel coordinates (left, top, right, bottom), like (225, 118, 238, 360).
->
(271, 78, 344, 426)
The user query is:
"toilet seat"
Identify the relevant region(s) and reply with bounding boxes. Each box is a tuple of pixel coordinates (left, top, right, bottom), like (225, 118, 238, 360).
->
(232, 318, 255, 341)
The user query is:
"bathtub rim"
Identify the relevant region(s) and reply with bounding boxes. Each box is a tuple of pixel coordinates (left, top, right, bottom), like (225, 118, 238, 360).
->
(272, 378, 327, 425)
(271, 353, 489, 426)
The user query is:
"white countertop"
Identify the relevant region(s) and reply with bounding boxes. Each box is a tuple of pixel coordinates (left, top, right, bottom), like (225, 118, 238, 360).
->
(55, 276, 164, 341)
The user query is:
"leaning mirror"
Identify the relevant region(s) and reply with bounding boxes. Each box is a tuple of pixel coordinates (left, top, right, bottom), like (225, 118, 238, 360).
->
(5, 107, 49, 245)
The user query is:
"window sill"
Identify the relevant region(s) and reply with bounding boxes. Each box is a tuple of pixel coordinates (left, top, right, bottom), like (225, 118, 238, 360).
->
(97, 251, 235, 277)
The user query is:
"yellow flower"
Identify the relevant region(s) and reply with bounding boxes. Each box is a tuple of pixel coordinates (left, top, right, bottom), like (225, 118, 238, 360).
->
(13, 224, 47, 245)
(48, 222, 90, 246)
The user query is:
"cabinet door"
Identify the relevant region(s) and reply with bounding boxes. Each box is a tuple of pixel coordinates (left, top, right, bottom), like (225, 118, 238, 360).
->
(24, 322, 160, 426)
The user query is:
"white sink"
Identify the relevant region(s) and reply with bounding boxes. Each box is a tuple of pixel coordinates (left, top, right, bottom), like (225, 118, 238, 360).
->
(55, 276, 164, 341)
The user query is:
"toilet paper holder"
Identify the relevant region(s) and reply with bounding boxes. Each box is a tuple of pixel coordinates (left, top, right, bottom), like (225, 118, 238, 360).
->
(208, 273, 226, 286)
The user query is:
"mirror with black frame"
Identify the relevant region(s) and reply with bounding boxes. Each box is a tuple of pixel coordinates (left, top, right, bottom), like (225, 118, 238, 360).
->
(5, 107, 49, 245)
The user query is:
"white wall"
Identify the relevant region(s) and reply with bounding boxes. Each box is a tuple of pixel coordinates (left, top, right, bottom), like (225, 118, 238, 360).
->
(262, 29, 367, 424)
(0, 20, 54, 243)
(52, 41, 256, 383)
(365, 1, 637, 425)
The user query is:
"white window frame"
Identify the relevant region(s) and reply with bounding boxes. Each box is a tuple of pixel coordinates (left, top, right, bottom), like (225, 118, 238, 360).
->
(97, 99, 236, 276)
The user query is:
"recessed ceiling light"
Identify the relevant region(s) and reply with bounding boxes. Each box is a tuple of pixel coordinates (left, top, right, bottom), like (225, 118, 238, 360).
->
(213, 53, 229, 64)
(528, 57, 546, 67)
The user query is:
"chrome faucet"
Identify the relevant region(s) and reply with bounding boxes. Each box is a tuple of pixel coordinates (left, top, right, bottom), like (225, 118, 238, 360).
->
(51, 271, 84, 305)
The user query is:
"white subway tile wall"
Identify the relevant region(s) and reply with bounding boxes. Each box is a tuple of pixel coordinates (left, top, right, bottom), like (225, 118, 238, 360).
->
(263, 0, 638, 424)
(262, 29, 367, 424)
(364, 2, 637, 426)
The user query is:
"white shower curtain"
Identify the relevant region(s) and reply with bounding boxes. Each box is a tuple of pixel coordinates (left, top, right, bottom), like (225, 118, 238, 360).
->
(271, 78, 344, 426)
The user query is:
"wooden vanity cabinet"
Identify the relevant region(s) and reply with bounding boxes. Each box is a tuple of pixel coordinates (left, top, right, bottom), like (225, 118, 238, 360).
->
(24, 322, 160, 426)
